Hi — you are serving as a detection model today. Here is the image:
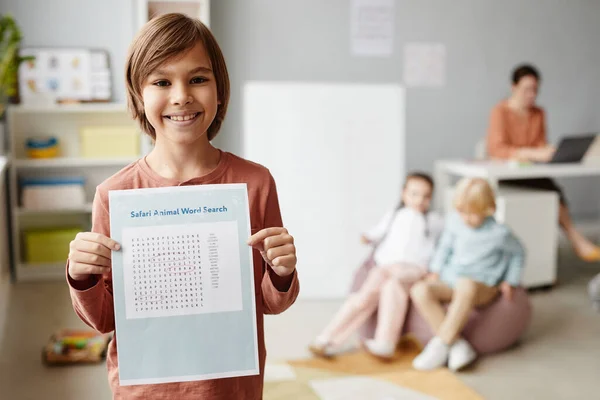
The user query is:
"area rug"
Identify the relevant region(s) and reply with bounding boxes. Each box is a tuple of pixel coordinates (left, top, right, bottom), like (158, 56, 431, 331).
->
(264, 337, 483, 400)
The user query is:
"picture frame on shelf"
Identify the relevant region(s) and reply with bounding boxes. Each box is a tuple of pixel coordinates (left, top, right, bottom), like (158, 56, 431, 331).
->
(135, 0, 210, 31)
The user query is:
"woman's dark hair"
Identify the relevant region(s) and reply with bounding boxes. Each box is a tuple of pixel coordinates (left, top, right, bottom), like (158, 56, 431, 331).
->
(512, 64, 540, 85)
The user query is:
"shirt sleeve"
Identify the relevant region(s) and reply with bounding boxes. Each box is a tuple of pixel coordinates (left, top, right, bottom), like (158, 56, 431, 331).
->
(363, 210, 394, 242)
(428, 214, 456, 273)
(66, 187, 116, 334)
(261, 173, 300, 315)
(487, 106, 519, 159)
(503, 231, 526, 286)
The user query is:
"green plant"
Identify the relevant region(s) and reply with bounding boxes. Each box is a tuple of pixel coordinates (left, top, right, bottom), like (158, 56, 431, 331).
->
(0, 14, 33, 117)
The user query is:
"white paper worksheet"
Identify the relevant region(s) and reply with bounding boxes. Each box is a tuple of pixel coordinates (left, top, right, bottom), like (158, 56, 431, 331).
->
(122, 221, 242, 319)
(108, 184, 258, 386)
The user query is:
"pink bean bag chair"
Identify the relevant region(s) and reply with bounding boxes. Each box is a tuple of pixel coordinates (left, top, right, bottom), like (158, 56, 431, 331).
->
(351, 258, 532, 355)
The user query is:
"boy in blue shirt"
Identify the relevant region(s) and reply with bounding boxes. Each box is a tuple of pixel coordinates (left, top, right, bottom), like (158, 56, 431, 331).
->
(410, 177, 525, 371)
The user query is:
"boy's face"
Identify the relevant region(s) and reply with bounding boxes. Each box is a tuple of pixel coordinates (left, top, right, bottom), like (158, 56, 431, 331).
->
(142, 41, 219, 145)
(459, 211, 486, 228)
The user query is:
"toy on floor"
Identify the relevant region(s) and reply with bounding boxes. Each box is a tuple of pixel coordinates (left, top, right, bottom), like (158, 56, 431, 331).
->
(42, 329, 111, 366)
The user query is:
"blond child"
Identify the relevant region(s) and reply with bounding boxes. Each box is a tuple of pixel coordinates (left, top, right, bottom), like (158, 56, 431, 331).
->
(309, 173, 444, 359)
(410, 177, 525, 372)
(66, 14, 299, 399)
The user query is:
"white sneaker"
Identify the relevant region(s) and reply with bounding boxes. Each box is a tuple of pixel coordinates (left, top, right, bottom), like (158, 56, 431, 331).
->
(364, 339, 395, 360)
(448, 338, 477, 371)
(308, 337, 356, 358)
(412, 336, 450, 370)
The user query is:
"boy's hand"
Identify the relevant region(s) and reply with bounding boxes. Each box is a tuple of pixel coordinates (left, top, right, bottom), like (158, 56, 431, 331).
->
(68, 232, 120, 281)
(248, 227, 297, 277)
(500, 281, 514, 301)
(360, 235, 371, 245)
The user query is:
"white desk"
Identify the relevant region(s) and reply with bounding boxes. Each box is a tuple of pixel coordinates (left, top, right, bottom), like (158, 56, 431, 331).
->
(434, 159, 600, 211)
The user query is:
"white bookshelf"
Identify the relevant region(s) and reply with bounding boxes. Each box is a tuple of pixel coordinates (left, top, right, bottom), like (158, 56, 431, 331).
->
(6, 103, 151, 282)
(16, 263, 66, 282)
(14, 157, 138, 168)
(8, 103, 129, 114)
(15, 204, 94, 216)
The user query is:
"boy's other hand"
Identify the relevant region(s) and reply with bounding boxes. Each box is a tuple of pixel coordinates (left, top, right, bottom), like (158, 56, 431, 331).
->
(68, 232, 120, 281)
(500, 281, 514, 301)
(248, 227, 297, 277)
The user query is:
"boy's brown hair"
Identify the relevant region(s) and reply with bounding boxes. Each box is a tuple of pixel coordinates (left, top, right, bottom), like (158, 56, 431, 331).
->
(125, 13, 230, 141)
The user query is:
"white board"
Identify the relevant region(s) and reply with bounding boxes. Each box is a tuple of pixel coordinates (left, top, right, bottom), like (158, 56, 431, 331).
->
(243, 82, 405, 299)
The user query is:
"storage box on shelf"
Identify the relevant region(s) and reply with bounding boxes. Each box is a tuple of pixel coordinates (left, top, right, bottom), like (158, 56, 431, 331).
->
(7, 103, 152, 281)
(24, 227, 83, 264)
(80, 126, 140, 158)
(21, 176, 86, 210)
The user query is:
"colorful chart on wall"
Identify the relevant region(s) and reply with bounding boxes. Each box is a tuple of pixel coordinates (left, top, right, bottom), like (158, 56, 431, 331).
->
(18, 48, 111, 103)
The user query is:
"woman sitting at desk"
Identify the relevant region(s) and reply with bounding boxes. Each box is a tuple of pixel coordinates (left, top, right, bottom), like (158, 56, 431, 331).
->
(487, 63, 600, 262)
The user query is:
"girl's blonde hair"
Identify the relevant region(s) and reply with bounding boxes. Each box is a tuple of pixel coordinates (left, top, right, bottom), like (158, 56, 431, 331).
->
(125, 13, 230, 140)
(453, 177, 496, 216)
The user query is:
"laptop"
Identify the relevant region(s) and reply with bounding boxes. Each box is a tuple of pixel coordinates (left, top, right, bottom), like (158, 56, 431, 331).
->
(545, 134, 597, 164)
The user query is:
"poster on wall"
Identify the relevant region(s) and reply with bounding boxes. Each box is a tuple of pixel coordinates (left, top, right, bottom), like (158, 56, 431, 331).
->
(350, 0, 395, 57)
(18, 48, 112, 104)
(403, 43, 447, 87)
(135, 0, 211, 31)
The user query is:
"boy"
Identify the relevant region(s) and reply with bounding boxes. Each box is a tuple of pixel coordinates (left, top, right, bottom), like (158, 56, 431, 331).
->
(67, 13, 299, 399)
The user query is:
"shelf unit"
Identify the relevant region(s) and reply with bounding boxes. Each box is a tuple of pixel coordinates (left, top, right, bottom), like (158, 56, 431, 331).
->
(14, 157, 138, 168)
(16, 263, 66, 282)
(6, 103, 151, 282)
(15, 204, 94, 216)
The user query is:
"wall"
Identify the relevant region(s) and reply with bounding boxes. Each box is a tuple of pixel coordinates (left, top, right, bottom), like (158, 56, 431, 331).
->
(2, 0, 600, 217)
(0, 0, 134, 103)
(210, 0, 600, 218)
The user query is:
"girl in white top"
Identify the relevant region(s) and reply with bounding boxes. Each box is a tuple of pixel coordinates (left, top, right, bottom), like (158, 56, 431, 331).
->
(309, 173, 444, 359)
(365, 202, 443, 269)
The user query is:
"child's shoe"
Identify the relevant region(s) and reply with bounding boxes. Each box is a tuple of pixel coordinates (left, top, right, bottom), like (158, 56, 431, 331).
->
(412, 336, 449, 370)
(307, 337, 344, 359)
(308, 343, 332, 358)
(363, 339, 395, 361)
(448, 338, 477, 371)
